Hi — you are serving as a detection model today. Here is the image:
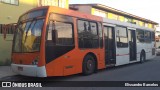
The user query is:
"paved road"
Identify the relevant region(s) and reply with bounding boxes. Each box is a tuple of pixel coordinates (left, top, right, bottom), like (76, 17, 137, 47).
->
(1, 56, 160, 81)
(0, 66, 16, 78)
(0, 56, 160, 90)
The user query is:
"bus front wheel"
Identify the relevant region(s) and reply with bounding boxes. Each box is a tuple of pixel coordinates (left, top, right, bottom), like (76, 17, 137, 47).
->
(82, 55, 96, 75)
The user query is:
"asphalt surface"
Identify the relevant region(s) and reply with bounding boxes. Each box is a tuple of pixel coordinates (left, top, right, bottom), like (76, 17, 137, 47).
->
(0, 56, 160, 90)
(1, 56, 160, 81)
(0, 66, 16, 78)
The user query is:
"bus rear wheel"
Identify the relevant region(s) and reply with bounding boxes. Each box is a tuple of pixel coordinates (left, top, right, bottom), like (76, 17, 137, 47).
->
(82, 55, 96, 75)
(140, 51, 146, 63)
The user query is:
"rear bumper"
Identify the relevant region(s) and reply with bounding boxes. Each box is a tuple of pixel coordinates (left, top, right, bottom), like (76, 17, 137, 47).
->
(11, 64, 47, 77)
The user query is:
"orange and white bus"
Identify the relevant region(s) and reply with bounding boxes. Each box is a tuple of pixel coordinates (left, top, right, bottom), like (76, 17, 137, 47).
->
(11, 6, 156, 77)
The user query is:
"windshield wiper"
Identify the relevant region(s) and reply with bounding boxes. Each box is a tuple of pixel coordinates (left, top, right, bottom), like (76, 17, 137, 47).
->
(24, 20, 36, 44)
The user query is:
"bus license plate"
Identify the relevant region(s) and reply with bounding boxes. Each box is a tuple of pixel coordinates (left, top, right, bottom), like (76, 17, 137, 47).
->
(18, 66, 23, 71)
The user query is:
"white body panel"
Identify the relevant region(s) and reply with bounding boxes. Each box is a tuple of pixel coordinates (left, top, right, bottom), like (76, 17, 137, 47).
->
(103, 18, 153, 31)
(103, 18, 155, 66)
(11, 64, 47, 77)
(116, 47, 129, 66)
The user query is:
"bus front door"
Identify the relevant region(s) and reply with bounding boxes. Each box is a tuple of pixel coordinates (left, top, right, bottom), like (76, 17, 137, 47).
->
(104, 26, 116, 66)
(128, 29, 137, 61)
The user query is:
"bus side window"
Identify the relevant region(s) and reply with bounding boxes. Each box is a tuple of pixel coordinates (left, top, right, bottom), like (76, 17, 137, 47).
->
(144, 31, 151, 43)
(47, 21, 54, 41)
(47, 20, 73, 46)
(98, 22, 103, 48)
(77, 20, 89, 48)
(116, 26, 128, 48)
(54, 22, 73, 45)
(152, 31, 155, 41)
(78, 19, 99, 48)
(137, 29, 144, 42)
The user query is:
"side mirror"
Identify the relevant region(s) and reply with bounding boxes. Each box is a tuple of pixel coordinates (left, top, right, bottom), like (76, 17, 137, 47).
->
(52, 30, 58, 43)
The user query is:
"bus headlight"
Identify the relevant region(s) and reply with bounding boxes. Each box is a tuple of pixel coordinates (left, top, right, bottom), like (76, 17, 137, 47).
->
(32, 56, 39, 65)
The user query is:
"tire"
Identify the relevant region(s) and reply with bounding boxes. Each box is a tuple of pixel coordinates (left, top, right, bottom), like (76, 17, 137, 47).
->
(140, 51, 146, 63)
(82, 55, 96, 75)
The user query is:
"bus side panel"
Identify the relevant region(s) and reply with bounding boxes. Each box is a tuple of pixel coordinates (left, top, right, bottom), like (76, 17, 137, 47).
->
(45, 49, 105, 76)
(45, 11, 105, 76)
(45, 58, 64, 76)
(97, 49, 106, 69)
(145, 43, 152, 60)
(116, 48, 130, 66)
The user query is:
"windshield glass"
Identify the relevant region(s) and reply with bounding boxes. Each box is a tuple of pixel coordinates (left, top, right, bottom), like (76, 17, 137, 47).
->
(13, 19, 44, 52)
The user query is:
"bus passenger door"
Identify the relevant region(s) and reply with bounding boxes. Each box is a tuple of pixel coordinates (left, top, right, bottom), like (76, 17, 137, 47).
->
(128, 29, 137, 61)
(104, 26, 116, 66)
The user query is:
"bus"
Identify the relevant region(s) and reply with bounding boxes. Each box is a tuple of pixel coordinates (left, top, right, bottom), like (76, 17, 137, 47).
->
(11, 6, 156, 77)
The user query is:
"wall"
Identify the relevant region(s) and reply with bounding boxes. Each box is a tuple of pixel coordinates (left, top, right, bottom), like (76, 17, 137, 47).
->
(73, 5, 92, 14)
(0, 34, 13, 65)
(0, 0, 37, 65)
(0, 0, 70, 65)
(0, 0, 37, 24)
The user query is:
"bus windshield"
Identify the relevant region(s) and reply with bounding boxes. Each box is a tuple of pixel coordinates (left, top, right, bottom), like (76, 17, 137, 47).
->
(13, 19, 44, 52)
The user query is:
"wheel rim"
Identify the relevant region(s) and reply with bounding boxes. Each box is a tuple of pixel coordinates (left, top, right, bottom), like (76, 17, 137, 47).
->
(86, 60, 93, 71)
(141, 54, 145, 62)
(142, 55, 144, 61)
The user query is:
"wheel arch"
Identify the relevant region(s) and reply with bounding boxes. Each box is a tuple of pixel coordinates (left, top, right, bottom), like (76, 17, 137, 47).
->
(141, 49, 146, 56)
(83, 52, 98, 72)
(140, 49, 146, 63)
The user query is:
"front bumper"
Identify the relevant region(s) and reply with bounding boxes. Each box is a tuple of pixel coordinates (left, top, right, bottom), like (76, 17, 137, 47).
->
(11, 64, 47, 77)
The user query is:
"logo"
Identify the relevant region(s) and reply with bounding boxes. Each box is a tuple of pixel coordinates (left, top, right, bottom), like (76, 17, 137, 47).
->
(2, 82, 11, 87)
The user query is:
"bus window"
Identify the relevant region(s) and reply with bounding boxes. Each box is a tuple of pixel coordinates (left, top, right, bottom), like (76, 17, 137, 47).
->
(55, 22, 73, 45)
(47, 21, 74, 45)
(116, 26, 128, 48)
(47, 21, 54, 41)
(137, 29, 144, 42)
(20, 9, 47, 21)
(45, 14, 75, 64)
(90, 22, 97, 35)
(152, 31, 155, 41)
(98, 22, 103, 48)
(78, 20, 99, 48)
(144, 31, 151, 43)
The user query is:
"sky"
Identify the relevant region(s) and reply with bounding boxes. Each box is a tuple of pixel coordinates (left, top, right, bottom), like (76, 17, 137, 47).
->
(70, 0, 160, 27)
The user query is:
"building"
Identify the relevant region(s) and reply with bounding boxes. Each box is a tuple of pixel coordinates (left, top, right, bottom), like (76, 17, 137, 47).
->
(0, 0, 69, 65)
(69, 4, 158, 30)
(155, 27, 160, 42)
(0, 0, 69, 24)
(38, 0, 69, 9)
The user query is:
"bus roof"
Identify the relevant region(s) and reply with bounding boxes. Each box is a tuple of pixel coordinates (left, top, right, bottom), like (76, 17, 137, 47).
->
(48, 6, 102, 22)
(103, 18, 154, 31)
(21, 6, 102, 22)
(20, 6, 154, 31)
